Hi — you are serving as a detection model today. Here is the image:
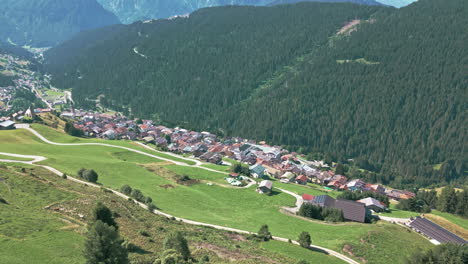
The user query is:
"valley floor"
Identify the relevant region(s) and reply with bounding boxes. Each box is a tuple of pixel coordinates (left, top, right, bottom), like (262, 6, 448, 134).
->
(0, 125, 440, 264)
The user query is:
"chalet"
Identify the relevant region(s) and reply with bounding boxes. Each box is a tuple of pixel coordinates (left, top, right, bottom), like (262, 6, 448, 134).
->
(370, 184, 386, 195)
(0, 120, 15, 130)
(346, 179, 366, 192)
(250, 164, 266, 179)
(155, 137, 168, 146)
(295, 175, 308, 185)
(357, 197, 386, 212)
(257, 180, 273, 194)
(200, 152, 222, 164)
(143, 136, 155, 144)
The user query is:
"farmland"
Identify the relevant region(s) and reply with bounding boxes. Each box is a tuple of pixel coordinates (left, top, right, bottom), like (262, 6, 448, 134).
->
(0, 164, 344, 264)
(0, 126, 435, 263)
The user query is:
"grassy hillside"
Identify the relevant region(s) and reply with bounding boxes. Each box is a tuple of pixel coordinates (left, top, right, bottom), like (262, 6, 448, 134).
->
(0, 164, 348, 264)
(0, 165, 84, 264)
(0, 125, 434, 263)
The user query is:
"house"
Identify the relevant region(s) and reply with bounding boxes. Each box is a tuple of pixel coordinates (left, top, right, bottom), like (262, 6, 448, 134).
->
(346, 179, 366, 192)
(302, 194, 315, 203)
(143, 136, 155, 144)
(370, 184, 386, 195)
(407, 217, 467, 245)
(257, 180, 273, 194)
(295, 175, 308, 185)
(309, 195, 368, 223)
(357, 197, 386, 212)
(334, 199, 369, 223)
(0, 120, 15, 130)
(200, 152, 222, 164)
(250, 164, 266, 179)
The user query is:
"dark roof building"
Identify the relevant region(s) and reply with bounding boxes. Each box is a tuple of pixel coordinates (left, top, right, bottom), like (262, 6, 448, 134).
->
(309, 195, 368, 223)
(334, 199, 368, 223)
(310, 195, 336, 207)
(407, 217, 467, 245)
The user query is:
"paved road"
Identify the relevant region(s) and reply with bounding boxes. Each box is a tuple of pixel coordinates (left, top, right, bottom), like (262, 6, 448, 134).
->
(4, 125, 360, 264)
(278, 188, 304, 214)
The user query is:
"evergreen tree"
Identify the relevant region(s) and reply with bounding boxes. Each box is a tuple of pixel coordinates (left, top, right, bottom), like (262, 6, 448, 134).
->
(335, 163, 346, 175)
(84, 220, 128, 264)
(257, 225, 272, 241)
(92, 202, 118, 229)
(298, 232, 311, 248)
(163, 232, 191, 261)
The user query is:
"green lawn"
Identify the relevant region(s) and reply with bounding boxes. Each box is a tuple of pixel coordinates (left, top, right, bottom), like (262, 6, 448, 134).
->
(377, 204, 420, 218)
(431, 210, 468, 230)
(31, 124, 196, 165)
(0, 126, 434, 263)
(164, 165, 227, 184)
(261, 240, 345, 264)
(0, 154, 34, 161)
(0, 166, 84, 264)
(201, 163, 231, 172)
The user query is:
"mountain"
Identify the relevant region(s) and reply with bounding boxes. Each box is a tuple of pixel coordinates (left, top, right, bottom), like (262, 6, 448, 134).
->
(97, 0, 272, 23)
(0, 0, 120, 47)
(97, 0, 387, 24)
(269, 0, 383, 6)
(45, 0, 467, 188)
(375, 0, 417, 7)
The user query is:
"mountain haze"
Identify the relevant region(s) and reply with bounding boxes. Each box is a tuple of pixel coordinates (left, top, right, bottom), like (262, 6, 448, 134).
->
(0, 0, 120, 47)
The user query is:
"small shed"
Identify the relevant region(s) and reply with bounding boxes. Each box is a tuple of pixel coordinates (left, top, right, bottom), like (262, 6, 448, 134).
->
(257, 180, 273, 194)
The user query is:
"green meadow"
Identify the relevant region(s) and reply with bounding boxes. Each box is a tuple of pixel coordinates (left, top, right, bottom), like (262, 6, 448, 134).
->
(0, 165, 347, 264)
(0, 126, 434, 263)
(0, 166, 84, 264)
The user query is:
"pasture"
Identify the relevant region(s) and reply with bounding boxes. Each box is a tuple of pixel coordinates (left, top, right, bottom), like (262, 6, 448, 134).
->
(0, 126, 435, 263)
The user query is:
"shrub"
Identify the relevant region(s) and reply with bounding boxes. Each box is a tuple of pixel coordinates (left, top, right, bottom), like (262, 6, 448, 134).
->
(139, 230, 150, 237)
(257, 225, 272, 241)
(0, 197, 8, 204)
(62, 173, 67, 179)
(120, 185, 132, 195)
(163, 232, 191, 260)
(298, 232, 311, 248)
(131, 189, 145, 202)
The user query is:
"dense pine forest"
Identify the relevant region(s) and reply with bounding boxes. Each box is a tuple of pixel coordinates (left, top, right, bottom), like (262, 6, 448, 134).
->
(45, 0, 467, 188)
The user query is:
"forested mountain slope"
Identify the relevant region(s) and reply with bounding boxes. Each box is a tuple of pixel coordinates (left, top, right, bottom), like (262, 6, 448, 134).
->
(97, 0, 387, 23)
(269, 0, 382, 6)
(0, 0, 120, 47)
(97, 0, 271, 23)
(45, 0, 467, 188)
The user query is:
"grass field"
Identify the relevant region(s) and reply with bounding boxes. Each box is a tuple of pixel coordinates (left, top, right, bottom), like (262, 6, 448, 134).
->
(425, 213, 468, 240)
(377, 203, 420, 218)
(201, 163, 231, 172)
(31, 124, 196, 165)
(0, 154, 34, 161)
(430, 210, 468, 230)
(0, 165, 84, 264)
(0, 126, 435, 263)
(0, 164, 348, 264)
